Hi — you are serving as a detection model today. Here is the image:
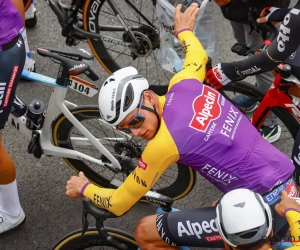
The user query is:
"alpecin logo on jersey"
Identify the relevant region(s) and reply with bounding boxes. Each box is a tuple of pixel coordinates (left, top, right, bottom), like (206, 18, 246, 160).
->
(138, 157, 148, 171)
(189, 86, 221, 132)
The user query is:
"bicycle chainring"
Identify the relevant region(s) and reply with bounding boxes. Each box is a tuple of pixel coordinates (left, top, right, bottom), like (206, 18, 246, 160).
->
(123, 27, 159, 58)
(138, 25, 160, 50)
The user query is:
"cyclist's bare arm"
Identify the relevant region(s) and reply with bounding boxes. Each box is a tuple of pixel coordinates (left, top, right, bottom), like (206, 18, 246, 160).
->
(82, 133, 179, 216)
(221, 2, 300, 80)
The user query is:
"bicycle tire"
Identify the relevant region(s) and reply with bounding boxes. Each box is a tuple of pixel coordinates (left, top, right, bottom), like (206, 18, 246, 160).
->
(83, 0, 157, 75)
(220, 80, 300, 142)
(52, 227, 138, 250)
(52, 105, 196, 201)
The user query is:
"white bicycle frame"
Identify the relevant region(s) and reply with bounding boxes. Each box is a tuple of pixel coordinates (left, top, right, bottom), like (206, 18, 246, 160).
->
(9, 70, 132, 172)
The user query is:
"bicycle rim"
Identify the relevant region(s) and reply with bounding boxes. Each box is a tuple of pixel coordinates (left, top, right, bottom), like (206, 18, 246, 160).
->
(220, 81, 300, 157)
(52, 105, 196, 200)
(53, 228, 138, 249)
(83, 0, 173, 84)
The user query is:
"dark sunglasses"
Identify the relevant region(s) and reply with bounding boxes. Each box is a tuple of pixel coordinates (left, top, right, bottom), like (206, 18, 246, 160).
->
(116, 95, 145, 131)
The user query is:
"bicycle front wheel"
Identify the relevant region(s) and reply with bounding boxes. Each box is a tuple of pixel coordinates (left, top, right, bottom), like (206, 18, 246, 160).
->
(220, 81, 300, 157)
(53, 227, 138, 250)
(52, 105, 196, 201)
(83, 0, 172, 84)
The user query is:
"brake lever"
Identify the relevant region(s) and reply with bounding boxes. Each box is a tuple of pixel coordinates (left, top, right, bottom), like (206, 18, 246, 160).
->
(81, 209, 89, 236)
(248, 7, 260, 35)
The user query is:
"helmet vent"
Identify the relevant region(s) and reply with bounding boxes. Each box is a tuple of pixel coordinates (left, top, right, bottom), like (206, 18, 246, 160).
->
(123, 83, 134, 112)
(237, 228, 260, 239)
(103, 81, 108, 86)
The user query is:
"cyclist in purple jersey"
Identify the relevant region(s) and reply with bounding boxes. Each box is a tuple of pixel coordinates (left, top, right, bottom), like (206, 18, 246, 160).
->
(0, 0, 24, 47)
(0, 0, 26, 234)
(66, 3, 297, 249)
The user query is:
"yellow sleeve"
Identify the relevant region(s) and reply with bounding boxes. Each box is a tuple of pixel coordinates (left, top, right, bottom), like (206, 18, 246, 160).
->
(83, 119, 179, 216)
(285, 210, 300, 248)
(168, 30, 208, 90)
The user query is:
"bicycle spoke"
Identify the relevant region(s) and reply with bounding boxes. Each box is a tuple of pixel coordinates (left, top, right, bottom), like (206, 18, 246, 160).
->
(126, 58, 134, 67)
(137, 57, 141, 69)
(160, 172, 177, 179)
(95, 0, 169, 86)
(157, 174, 171, 186)
(130, 0, 142, 23)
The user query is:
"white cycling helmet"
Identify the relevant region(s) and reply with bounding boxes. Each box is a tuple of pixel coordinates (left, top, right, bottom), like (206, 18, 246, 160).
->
(98, 66, 149, 126)
(215, 188, 272, 248)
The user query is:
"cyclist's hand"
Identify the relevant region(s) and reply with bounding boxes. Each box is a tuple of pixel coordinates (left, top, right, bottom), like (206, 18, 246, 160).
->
(66, 171, 89, 198)
(214, 0, 231, 7)
(275, 190, 300, 217)
(205, 63, 231, 89)
(174, 3, 200, 36)
(257, 7, 286, 25)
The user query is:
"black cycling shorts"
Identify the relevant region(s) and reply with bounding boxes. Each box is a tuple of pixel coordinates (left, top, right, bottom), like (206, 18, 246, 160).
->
(156, 176, 298, 248)
(0, 35, 25, 132)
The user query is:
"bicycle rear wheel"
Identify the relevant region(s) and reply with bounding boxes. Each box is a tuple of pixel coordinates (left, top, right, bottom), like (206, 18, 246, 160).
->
(53, 228, 138, 249)
(83, 0, 172, 83)
(52, 105, 196, 201)
(220, 81, 300, 157)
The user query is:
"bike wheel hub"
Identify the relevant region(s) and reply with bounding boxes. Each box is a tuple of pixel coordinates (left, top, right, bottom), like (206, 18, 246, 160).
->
(114, 142, 142, 158)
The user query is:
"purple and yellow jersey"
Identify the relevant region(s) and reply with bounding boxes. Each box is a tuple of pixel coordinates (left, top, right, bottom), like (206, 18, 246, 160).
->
(83, 30, 294, 216)
(0, 0, 24, 49)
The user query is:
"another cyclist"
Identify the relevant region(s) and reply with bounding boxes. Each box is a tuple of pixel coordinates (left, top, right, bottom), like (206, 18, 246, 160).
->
(216, 189, 300, 250)
(0, 0, 27, 233)
(66, 3, 297, 248)
(206, 4, 300, 87)
(213, 0, 291, 142)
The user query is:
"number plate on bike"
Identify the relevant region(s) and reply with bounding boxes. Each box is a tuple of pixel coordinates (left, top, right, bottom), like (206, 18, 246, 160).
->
(68, 76, 98, 97)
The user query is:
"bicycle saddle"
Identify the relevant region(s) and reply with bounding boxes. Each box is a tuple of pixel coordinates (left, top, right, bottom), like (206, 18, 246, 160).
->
(37, 47, 93, 76)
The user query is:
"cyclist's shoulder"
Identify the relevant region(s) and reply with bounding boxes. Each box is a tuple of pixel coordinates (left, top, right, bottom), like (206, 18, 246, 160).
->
(142, 119, 179, 153)
(168, 71, 203, 90)
(141, 125, 179, 165)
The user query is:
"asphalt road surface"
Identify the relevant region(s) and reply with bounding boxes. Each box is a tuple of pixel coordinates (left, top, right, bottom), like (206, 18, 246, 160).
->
(0, 0, 296, 250)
